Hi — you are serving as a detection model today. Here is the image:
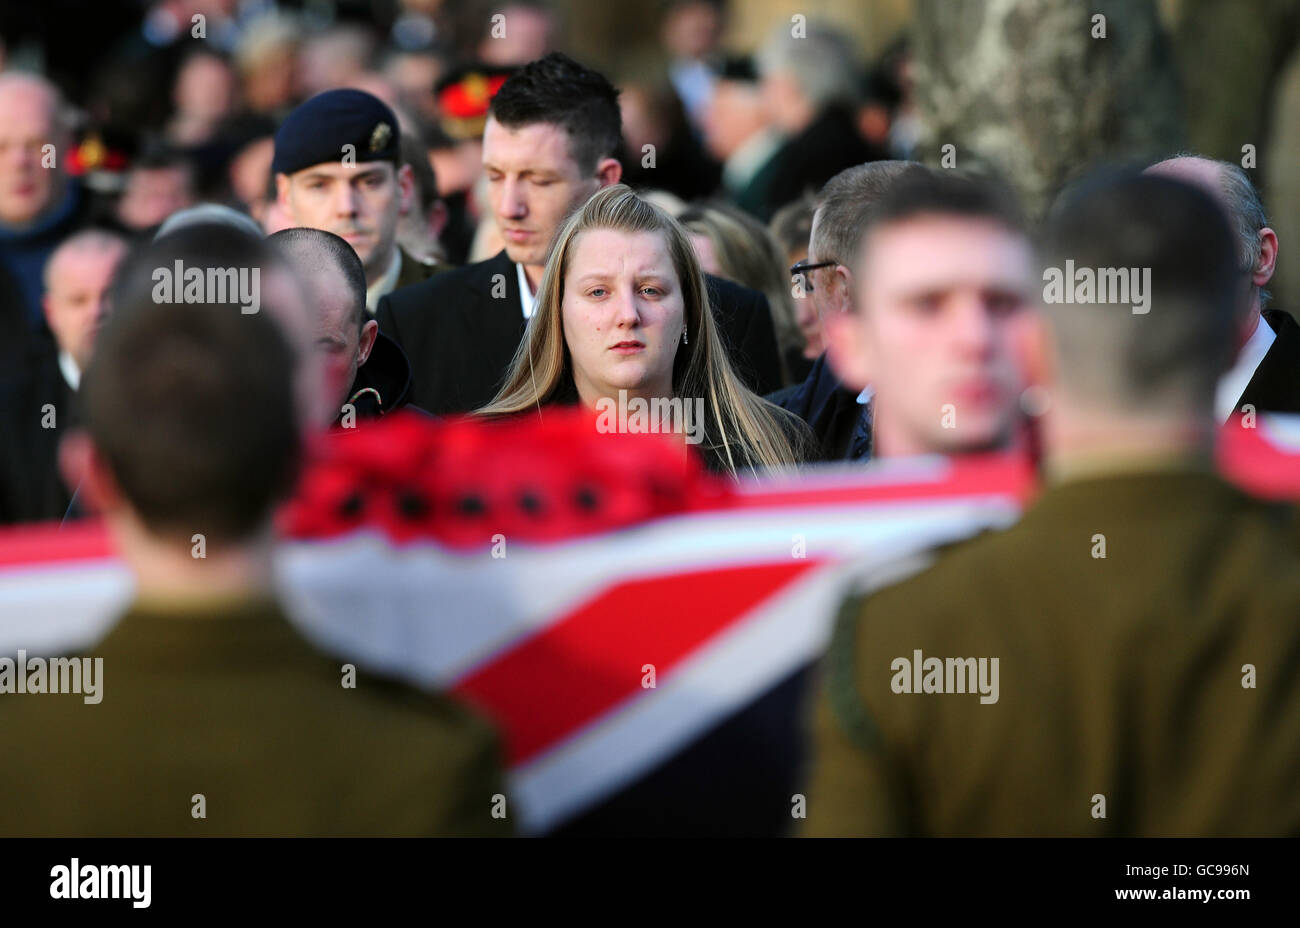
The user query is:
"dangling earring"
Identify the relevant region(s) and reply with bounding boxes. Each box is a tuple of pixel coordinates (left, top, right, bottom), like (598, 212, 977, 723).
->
(682, 326, 688, 345)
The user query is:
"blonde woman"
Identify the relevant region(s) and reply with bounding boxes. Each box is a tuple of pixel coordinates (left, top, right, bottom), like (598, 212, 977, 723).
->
(478, 185, 812, 475)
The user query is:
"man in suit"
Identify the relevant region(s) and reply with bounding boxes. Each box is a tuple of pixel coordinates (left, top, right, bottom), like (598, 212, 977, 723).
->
(271, 227, 415, 423)
(702, 57, 784, 220)
(754, 23, 882, 221)
(1146, 155, 1299, 417)
(0, 229, 509, 837)
(272, 88, 442, 313)
(0, 230, 127, 524)
(804, 172, 1300, 836)
(377, 53, 784, 416)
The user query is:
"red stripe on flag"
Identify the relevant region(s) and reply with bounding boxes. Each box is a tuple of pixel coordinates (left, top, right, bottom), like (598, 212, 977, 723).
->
(452, 559, 822, 764)
(0, 520, 114, 570)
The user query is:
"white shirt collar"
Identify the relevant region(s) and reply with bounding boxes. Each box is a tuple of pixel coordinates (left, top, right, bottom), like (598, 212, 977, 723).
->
(1216, 314, 1277, 422)
(365, 250, 403, 313)
(58, 350, 80, 391)
(723, 129, 782, 194)
(856, 385, 874, 405)
(517, 262, 537, 320)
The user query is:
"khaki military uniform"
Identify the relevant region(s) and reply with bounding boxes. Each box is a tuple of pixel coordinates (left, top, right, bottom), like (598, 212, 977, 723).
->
(803, 466, 1300, 837)
(0, 594, 511, 837)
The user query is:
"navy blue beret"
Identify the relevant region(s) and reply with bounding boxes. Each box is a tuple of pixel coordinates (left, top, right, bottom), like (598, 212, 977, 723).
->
(272, 89, 401, 176)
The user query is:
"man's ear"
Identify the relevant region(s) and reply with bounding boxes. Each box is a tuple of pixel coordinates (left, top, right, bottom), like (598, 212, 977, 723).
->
(1254, 227, 1278, 288)
(823, 309, 872, 393)
(58, 430, 120, 516)
(595, 157, 622, 189)
(396, 163, 416, 217)
(1015, 311, 1055, 399)
(828, 265, 854, 317)
(357, 319, 379, 366)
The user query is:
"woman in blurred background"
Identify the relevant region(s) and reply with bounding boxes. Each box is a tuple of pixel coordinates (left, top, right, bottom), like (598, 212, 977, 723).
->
(680, 199, 813, 384)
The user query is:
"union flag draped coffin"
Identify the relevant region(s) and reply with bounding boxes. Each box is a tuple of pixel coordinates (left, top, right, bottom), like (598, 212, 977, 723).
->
(1, 411, 1297, 835)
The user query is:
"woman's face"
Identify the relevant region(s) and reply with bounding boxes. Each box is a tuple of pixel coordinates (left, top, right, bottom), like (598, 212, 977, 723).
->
(561, 227, 686, 403)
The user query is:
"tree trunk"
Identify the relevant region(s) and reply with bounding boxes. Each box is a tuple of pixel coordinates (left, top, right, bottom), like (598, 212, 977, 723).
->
(912, 0, 1186, 218)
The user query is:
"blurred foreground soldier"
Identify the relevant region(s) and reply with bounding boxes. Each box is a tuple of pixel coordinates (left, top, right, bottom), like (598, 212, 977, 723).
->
(1145, 155, 1299, 418)
(0, 230, 127, 524)
(0, 231, 509, 837)
(271, 227, 415, 422)
(273, 89, 439, 311)
(821, 169, 1035, 461)
(804, 173, 1300, 836)
(378, 52, 785, 414)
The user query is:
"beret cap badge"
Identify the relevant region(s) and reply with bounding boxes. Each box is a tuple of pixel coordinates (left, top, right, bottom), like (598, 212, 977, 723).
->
(369, 122, 393, 153)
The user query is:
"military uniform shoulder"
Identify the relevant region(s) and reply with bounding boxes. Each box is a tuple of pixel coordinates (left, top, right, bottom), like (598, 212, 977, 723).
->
(841, 521, 1028, 644)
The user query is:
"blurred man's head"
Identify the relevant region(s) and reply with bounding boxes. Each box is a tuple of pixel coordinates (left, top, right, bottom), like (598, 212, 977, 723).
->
(75, 233, 303, 553)
(1144, 155, 1276, 342)
(0, 72, 72, 227)
(270, 227, 376, 418)
(825, 170, 1035, 458)
(274, 89, 414, 287)
(1037, 171, 1241, 440)
(661, 0, 725, 60)
(483, 53, 622, 280)
(142, 222, 330, 431)
(701, 59, 768, 162)
(477, 2, 557, 66)
(757, 22, 860, 134)
(116, 149, 198, 233)
(42, 230, 129, 372)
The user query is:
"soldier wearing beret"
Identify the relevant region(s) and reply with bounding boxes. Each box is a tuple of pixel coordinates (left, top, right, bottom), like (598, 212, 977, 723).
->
(273, 89, 444, 313)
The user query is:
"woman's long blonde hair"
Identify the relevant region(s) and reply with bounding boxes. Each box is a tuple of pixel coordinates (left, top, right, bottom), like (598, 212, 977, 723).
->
(478, 184, 805, 474)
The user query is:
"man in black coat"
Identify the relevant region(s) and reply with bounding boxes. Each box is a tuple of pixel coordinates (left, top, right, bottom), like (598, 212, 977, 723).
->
(0, 230, 126, 525)
(754, 24, 884, 221)
(270, 228, 416, 425)
(376, 53, 783, 416)
(1145, 155, 1300, 418)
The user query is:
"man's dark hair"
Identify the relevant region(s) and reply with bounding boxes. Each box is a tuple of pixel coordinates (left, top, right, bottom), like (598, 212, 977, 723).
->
(856, 168, 1027, 266)
(1040, 170, 1241, 415)
(270, 227, 368, 332)
(85, 225, 302, 545)
(488, 52, 621, 175)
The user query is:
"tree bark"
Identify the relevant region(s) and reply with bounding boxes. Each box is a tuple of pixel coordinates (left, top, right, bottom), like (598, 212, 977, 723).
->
(912, 0, 1186, 218)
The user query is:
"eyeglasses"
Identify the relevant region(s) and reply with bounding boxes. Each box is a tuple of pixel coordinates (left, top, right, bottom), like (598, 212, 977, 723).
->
(790, 259, 838, 293)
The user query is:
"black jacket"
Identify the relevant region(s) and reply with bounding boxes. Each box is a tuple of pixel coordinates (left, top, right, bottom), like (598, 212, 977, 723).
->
(762, 105, 881, 219)
(767, 352, 871, 463)
(375, 250, 784, 416)
(1237, 309, 1300, 414)
(339, 331, 416, 422)
(0, 348, 76, 525)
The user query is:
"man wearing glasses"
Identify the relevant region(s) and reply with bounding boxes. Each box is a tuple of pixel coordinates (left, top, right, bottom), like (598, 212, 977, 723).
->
(772, 160, 920, 461)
